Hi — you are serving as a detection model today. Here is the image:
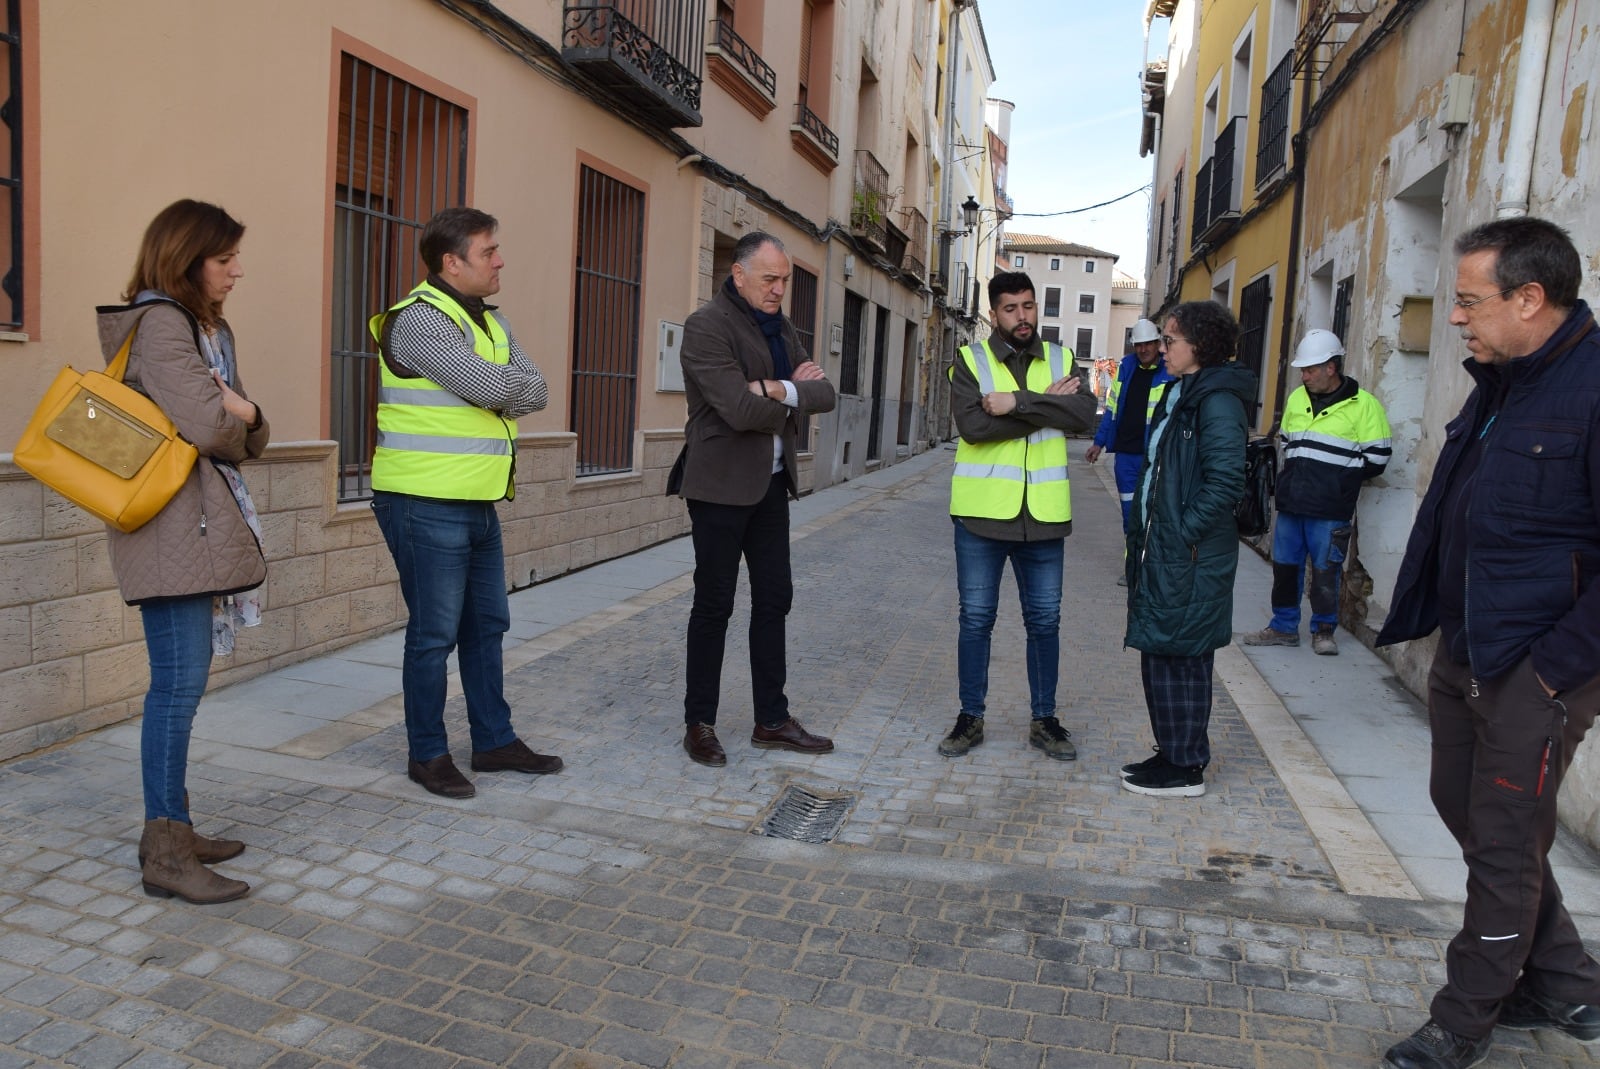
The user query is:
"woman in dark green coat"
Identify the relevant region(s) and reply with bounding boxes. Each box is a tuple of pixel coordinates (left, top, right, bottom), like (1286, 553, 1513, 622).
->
(1120, 301, 1257, 797)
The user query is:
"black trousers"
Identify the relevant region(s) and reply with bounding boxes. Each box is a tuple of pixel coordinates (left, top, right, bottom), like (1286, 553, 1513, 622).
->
(684, 474, 793, 727)
(1426, 646, 1600, 1037)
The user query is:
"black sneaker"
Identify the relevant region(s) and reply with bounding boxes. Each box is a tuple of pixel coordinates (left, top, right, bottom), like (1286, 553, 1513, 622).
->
(1028, 716, 1077, 760)
(1120, 747, 1163, 778)
(938, 713, 984, 757)
(1121, 757, 1205, 797)
(1498, 983, 1600, 1042)
(1382, 1020, 1490, 1068)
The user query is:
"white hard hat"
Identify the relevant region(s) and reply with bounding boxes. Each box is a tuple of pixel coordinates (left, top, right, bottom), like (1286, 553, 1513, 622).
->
(1291, 328, 1345, 367)
(1130, 319, 1160, 344)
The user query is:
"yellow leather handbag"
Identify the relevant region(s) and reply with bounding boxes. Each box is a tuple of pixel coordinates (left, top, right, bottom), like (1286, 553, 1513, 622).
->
(13, 327, 198, 532)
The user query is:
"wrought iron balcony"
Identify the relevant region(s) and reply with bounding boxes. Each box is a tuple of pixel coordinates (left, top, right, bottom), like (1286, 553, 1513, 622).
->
(1256, 50, 1293, 185)
(705, 17, 775, 116)
(790, 102, 839, 172)
(1193, 117, 1243, 245)
(850, 150, 891, 252)
(563, 1, 705, 128)
(900, 207, 929, 282)
(1192, 157, 1213, 246)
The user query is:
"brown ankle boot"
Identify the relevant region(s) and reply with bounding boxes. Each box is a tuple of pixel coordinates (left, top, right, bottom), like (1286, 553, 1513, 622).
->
(139, 794, 245, 866)
(139, 819, 249, 904)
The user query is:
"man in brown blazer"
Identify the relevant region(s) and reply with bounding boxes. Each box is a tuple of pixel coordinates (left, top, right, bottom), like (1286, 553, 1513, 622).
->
(675, 231, 838, 766)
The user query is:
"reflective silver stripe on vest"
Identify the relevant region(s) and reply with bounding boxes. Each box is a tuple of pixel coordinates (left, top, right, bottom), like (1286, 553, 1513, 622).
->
(379, 386, 476, 407)
(968, 345, 997, 393)
(1026, 469, 1068, 484)
(953, 462, 1025, 481)
(374, 431, 511, 455)
(1045, 342, 1066, 380)
(1028, 427, 1066, 446)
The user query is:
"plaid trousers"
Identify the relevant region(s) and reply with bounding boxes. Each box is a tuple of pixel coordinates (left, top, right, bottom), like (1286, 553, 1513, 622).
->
(1139, 651, 1214, 769)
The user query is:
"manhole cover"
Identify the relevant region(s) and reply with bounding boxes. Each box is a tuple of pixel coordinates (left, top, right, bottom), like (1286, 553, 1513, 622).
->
(760, 785, 855, 843)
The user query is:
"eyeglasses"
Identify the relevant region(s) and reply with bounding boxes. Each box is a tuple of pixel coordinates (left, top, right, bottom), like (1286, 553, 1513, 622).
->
(1453, 287, 1516, 309)
(1160, 334, 1188, 346)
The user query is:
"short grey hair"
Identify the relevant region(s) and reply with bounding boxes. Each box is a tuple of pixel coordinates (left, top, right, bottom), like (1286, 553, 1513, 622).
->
(733, 230, 785, 269)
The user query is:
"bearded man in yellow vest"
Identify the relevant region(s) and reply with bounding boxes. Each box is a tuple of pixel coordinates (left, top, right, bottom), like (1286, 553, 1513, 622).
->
(369, 207, 562, 800)
(940, 271, 1098, 760)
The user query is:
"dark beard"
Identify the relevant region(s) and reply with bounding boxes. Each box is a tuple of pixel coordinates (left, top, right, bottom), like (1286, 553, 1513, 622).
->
(997, 323, 1034, 351)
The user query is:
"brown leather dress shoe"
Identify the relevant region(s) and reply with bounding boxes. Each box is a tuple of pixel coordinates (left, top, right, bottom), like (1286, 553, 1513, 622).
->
(751, 717, 834, 754)
(684, 723, 726, 767)
(408, 754, 476, 798)
(471, 739, 563, 774)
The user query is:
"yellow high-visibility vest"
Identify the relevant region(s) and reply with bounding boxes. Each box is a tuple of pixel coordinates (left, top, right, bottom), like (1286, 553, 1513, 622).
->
(369, 281, 517, 501)
(949, 340, 1072, 522)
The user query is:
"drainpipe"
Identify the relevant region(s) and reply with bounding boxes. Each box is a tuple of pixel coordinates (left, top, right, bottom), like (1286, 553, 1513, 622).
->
(1496, 0, 1556, 218)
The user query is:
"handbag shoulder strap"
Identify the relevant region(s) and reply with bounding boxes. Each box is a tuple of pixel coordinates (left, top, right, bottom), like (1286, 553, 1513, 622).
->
(104, 328, 137, 382)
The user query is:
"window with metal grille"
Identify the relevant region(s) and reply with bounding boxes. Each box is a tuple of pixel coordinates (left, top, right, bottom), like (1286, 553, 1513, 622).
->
(1, 0, 24, 329)
(1167, 172, 1183, 293)
(1237, 275, 1271, 420)
(1332, 274, 1354, 343)
(840, 291, 865, 395)
(789, 264, 818, 448)
(1078, 293, 1095, 314)
(330, 54, 469, 501)
(1043, 287, 1061, 317)
(571, 165, 645, 476)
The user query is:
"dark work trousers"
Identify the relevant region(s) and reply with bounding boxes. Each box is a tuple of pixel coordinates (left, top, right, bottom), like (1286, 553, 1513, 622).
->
(684, 473, 793, 728)
(1426, 646, 1600, 1038)
(1139, 651, 1215, 769)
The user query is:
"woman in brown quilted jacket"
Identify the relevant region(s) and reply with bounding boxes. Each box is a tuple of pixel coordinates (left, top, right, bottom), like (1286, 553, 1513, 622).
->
(98, 200, 268, 904)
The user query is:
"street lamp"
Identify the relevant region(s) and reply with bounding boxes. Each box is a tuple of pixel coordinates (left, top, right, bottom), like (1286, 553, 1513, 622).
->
(938, 195, 983, 237)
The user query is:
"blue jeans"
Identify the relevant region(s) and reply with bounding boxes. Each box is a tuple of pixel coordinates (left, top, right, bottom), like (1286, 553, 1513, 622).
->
(953, 519, 1063, 719)
(1268, 512, 1350, 634)
(372, 492, 518, 763)
(140, 595, 215, 822)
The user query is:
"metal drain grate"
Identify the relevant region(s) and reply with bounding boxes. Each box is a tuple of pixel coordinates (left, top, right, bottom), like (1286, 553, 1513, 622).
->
(760, 785, 855, 843)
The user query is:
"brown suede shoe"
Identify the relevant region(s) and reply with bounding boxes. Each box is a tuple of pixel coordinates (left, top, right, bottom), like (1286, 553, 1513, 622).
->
(471, 739, 563, 775)
(684, 723, 727, 767)
(751, 717, 834, 754)
(408, 754, 476, 798)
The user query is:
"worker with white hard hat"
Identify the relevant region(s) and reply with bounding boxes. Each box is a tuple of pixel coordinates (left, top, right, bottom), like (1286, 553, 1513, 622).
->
(1242, 327, 1391, 655)
(1087, 318, 1176, 553)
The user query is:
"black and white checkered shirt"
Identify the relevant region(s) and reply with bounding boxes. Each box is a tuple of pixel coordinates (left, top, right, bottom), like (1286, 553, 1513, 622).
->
(385, 302, 548, 419)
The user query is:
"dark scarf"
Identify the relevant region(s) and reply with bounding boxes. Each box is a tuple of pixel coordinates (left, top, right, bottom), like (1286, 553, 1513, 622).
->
(427, 273, 492, 331)
(725, 275, 790, 378)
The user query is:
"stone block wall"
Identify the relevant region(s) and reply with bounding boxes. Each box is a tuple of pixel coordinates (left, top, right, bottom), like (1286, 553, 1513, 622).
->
(0, 430, 695, 760)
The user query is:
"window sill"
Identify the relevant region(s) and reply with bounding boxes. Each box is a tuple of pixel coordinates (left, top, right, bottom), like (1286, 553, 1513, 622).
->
(0, 331, 30, 343)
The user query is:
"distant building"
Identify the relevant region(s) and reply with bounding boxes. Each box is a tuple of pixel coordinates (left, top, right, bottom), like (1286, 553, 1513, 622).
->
(1000, 235, 1119, 371)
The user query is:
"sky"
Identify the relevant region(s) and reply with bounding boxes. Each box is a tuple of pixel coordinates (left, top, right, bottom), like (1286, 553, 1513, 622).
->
(977, 2, 1161, 280)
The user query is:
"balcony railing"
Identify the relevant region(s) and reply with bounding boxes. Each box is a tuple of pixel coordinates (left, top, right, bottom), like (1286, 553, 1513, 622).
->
(900, 206, 929, 281)
(563, 1, 705, 128)
(1193, 116, 1244, 245)
(850, 149, 891, 252)
(705, 16, 775, 116)
(1256, 50, 1293, 184)
(790, 101, 839, 170)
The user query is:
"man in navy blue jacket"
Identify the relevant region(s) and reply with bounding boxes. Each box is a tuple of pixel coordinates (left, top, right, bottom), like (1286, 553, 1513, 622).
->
(1377, 217, 1600, 1069)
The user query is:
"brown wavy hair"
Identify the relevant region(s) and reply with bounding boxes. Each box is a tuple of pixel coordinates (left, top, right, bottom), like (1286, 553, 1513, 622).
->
(123, 199, 246, 328)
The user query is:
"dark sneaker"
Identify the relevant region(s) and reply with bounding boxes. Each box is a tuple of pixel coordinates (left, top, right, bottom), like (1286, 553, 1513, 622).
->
(1028, 716, 1077, 761)
(1121, 757, 1205, 797)
(1382, 1020, 1491, 1068)
(1498, 983, 1600, 1042)
(1311, 627, 1339, 656)
(1242, 626, 1299, 646)
(1120, 747, 1164, 778)
(938, 713, 984, 757)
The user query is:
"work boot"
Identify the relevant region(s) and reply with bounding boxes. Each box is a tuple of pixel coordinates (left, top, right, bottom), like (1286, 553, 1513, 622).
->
(1382, 1020, 1490, 1069)
(1028, 716, 1077, 760)
(1498, 982, 1600, 1042)
(1241, 626, 1299, 647)
(1311, 627, 1339, 656)
(138, 792, 243, 867)
(139, 819, 249, 905)
(938, 713, 984, 757)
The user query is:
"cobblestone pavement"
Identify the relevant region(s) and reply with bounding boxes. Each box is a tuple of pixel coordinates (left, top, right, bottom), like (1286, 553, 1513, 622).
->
(3, 451, 1598, 1068)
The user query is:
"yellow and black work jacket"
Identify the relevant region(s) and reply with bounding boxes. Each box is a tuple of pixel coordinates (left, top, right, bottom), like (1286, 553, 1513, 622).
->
(369, 281, 516, 501)
(949, 339, 1077, 530)
(1276, 377, 1391, 521)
